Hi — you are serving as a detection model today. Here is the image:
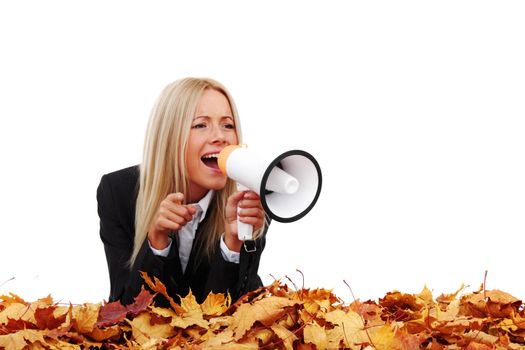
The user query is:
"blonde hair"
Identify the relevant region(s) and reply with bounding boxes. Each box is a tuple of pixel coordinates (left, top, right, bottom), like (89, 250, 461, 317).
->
(131, 77, 243, 267)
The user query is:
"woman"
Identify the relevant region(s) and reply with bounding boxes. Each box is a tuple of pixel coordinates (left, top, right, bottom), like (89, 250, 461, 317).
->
(97, 78, 268, 306)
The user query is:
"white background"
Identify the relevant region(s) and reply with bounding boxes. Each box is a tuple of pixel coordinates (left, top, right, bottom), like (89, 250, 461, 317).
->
(1, 1, 524, 305)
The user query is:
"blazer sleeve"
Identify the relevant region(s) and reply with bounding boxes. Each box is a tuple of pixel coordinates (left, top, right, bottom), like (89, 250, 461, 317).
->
(97, 173, 182, 305)
(232, 220, 269, 300)
(202, 226, 267, 302)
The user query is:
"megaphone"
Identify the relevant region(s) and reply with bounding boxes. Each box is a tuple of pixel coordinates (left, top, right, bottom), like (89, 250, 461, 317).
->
(218, 145, 322, 242)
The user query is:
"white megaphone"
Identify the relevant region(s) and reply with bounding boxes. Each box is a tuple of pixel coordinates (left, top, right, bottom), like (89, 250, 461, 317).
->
(218, 145, 322, 242)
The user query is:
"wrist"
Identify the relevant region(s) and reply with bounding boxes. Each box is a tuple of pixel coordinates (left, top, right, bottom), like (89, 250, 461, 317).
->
(224, 232, 243, 252)
(148, 229, 170, 250)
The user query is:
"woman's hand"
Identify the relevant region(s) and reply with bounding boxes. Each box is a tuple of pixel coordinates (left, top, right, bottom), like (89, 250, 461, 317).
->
(148, 192, 196, 250)
(224, 191, 265, 252)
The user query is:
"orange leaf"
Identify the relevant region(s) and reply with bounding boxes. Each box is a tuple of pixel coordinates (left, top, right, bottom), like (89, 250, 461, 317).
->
(140, 271, 184, 314)
(34, 306, 67, 330)
(201, 292, 231, 316)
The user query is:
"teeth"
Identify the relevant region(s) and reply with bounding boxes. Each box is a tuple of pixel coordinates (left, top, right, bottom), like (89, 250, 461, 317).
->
(202, 153, 219, 159)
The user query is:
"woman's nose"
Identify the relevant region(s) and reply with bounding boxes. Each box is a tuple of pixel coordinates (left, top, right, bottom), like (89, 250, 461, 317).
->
(210, 124, 226, 143)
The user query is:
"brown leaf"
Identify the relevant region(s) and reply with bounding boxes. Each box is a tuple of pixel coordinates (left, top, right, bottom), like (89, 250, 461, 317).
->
(96, 300, 128, 327)
(126, 286, 155, 316)
(3, 318, 37, 332)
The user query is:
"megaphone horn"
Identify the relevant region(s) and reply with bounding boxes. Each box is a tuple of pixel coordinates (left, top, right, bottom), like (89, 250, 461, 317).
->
(218, 145, 322, 242)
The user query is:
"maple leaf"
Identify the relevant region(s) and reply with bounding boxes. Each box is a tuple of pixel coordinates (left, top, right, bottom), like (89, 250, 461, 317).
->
(72, 303, 99, 334)
(129, 312, 175, 346)
(140, 271, 185, 314)
(0, 329, 46, 349)
(126, 286, 155, 317)
(229, 296, 299, 340)
(0, 293, 27, 306)
(88, 324, 121, 342)
(0, 331, 27, 349)
(96, 300, 128, 327)
(199, 328, 235, 347)
(253, 328, 273, 346)
(0, 303, 31, 325)
(170, 290, 208, 329)
(35, 306, 67, 330)
(201, 292, 231, 316)
(271, 322, 298, 350)
(324, 309, 369, 348)
(303, 321, 328, 349)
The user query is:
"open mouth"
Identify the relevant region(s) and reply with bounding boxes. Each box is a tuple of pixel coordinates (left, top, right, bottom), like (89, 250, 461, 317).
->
(201, 153, 220, 170)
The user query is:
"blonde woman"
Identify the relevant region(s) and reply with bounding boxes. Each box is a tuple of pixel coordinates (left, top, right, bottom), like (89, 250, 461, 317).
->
(97, 78, 268, 306)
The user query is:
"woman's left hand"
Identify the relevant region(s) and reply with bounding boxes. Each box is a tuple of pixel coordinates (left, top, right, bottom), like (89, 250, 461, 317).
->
(224, 191, 265, 252)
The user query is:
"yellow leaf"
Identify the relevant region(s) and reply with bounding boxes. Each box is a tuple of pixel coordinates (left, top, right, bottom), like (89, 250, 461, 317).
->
(200, 329, 235, 347)
(271, 323, 298, 350)
(0, 332, 28, 350)
(129, 312, 175, 346)
(324, 309, 368, 348)
(72, 303, 100, 334)
(0, 329, 47, 350)
(437, 299, 460, 322)
(175, 290, 208, 328)
(0, 303, 32, 324)
(201, 292, 231, 316)
(229, 296, 299, 340)
(369, 325, 396, 350)
(253, 328, 273, 345)
(303, 322, 328, 350)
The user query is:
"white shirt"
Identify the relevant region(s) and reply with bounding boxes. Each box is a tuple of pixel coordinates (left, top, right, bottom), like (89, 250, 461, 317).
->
(148, 191, 240, 272)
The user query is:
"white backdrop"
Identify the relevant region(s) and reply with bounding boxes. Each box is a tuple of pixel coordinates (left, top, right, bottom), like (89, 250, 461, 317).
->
(1, 1, 524, 305)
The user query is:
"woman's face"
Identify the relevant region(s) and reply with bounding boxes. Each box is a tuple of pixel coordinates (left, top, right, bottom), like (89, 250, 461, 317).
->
(185, 89, 238, 202)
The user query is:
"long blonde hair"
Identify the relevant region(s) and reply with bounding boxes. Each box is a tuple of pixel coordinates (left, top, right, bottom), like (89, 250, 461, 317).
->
(131, 77, 242, 267)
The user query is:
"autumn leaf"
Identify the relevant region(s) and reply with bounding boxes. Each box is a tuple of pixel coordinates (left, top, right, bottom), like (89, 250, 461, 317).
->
(140, 271, 185, 314)
(72, 303, 99, 334)
(126, 286, 155, 317)
(303, 321, 328, 349)
(35, 306, 67, 330)
(96, 300, 128, 327)
(201, 292, 231, 316)
(129, 312, 175, 346)
(323, 309, 369, 348)
(229, 296, 299, 340)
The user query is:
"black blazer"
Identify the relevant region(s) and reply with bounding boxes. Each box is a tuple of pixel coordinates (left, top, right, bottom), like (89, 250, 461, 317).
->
(97, 165, 267, 307)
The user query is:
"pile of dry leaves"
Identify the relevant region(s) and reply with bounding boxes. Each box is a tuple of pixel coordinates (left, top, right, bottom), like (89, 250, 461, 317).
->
(1, 272, 524, 349)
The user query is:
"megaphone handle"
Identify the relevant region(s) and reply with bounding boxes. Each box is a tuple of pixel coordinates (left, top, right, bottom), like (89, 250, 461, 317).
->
(236, 183, 253, 241)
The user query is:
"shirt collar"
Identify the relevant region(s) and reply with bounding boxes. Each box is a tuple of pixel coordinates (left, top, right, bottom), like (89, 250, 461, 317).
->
(193, 190, 214, 223)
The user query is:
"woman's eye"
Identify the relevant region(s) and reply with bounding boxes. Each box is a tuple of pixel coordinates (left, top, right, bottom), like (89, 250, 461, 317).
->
(223, 123, 235, 130)
(192, 123, 206, 129)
